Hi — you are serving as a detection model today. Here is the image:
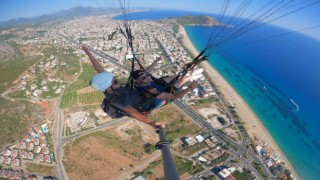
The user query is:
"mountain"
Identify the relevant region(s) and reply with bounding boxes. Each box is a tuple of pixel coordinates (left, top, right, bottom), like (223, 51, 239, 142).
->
(0, 6, 107, 28)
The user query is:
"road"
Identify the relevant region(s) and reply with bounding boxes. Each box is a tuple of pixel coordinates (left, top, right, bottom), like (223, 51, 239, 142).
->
(62, 117, 129, 142)
(53, 105, 67, 180)
(174, 100, 274, 179)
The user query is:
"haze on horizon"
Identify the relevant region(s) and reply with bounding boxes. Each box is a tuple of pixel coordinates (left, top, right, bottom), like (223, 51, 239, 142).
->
(1, 0, 320, 39)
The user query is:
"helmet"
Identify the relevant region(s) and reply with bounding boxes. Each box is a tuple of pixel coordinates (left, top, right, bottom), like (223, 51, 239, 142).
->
(90, 72, 113, 92)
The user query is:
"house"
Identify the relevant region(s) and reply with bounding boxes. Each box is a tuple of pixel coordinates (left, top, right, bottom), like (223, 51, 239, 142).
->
(2, 149, 11, 156)
(35, 126, 44, 135)
(36, 154, 44, 162)
(4, 157, 12, 165)
(12, 158, 20, 167)
(27, 152, 34, 160)
(12, 148, 19, 158)
(40, 139, 47, 147)
(25, 174, 39, 180)
(21, 150, 28, 159)
(44, 155, 51, 163)
(18, 141, 26, 149)
(26, 142, 35, 151)
(23, 134, 32, 142)
(42, 147, 49, 155)
(33, 146, 42, 154)
(0, 156, 4, 163)
(8, 170, 14, 179)
(14, 170, 23, 180)
(1, 169, 8, 178)
(33, 138, 40, 146)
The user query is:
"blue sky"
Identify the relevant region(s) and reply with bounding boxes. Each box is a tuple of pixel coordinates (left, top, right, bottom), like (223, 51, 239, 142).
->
(1, 0, 320, 39)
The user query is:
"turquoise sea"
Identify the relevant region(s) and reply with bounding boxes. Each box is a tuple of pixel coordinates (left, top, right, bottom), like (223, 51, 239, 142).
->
(115, 10, 320, 179)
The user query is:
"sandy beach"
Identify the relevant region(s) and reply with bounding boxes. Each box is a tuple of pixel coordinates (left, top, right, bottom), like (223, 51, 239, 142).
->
(178, 25, 298, 179)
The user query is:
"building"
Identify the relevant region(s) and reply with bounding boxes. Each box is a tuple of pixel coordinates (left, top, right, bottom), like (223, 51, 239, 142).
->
(12, 158, 20, 167)
(33, 138, 40, 146)
(26, 142, 35, 151)
(18, 141, 26, 149)
(218, 168, 231, 179)
(195, 135, 205, 142)
(132, 176, 146, 180)
(42, 147, 49, 155)
(4, 157, 12, 165)
(40, 139, 47, 147)
(44, 155, 51, 163)
(2, 149, 11, 156)
(0, 156, 4, 164)
(21, 150, 28, 159)
(27, 152, 34, 160)
(23, 134, 32, 142)
(34, 146, 42, 154)
(36, 154, 44, 162)
(12, 148, 19, 158)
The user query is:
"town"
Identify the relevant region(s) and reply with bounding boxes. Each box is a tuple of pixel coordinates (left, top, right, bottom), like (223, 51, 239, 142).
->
(0, 12, 294, 180)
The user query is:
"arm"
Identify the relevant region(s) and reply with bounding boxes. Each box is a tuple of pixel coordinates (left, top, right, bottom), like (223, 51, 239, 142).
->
(145, 58, 161, 72)
(123, 105, 165, 128)
(82, 46, 105, 73)
(156, 81, 198, 100)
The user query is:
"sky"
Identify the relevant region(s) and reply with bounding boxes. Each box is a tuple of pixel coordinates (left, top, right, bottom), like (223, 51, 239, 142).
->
(1, 0, 320, 39)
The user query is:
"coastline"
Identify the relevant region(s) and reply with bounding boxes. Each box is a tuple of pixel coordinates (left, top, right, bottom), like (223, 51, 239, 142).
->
(178, 25, 299, 179)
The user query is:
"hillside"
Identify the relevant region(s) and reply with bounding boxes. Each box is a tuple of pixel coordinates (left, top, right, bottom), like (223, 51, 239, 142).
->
(169, 15, 224, 26)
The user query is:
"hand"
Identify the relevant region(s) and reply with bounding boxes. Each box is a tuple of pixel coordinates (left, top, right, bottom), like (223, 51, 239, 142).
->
(149, 88, 160, 95)
(189, 81, 199, 89)
(149, 121, 165, 129)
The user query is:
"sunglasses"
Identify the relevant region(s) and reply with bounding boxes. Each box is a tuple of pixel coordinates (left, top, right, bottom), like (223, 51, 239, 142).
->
(139, 72, 150, 80)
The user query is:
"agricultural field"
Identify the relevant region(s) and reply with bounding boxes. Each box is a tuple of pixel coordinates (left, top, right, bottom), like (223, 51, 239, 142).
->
(63, 121, 158, 180)
(60, 63, 103, 108)
(78, 91, 104, 105)
(60, 92, 77, 108)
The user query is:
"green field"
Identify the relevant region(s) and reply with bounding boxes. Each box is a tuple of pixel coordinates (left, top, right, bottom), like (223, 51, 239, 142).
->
(7, 90, 27, 98)
(0, 33, 16, 42)
(150, 105, 200, 142)
(78, 91, 104, 104)
(60, 62, 99, 108)
(0, 56, 39, 92)
(60, 92, 77, 108)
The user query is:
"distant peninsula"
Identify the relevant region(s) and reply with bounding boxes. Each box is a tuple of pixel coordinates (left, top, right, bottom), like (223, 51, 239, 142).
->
(168, 15, 228, 27)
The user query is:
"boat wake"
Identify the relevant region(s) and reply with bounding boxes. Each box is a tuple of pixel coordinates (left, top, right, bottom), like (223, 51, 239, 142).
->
(290, 98, 300, 112)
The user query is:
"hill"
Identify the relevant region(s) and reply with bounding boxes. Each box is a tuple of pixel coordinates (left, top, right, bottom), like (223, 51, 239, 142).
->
(169, 15, 225, 26)
(0, 6, 106, 28)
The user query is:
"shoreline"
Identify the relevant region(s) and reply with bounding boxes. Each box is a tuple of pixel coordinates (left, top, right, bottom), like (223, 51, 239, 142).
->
(178, 25, 299, 179)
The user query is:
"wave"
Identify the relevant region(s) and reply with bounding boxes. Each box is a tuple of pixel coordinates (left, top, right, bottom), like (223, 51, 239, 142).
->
(290, 98, 300, 112)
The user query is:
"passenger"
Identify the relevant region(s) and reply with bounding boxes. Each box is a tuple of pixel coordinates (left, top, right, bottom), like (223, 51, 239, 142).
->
(132, 59, 201, 102)
(82, 46, 164, 128)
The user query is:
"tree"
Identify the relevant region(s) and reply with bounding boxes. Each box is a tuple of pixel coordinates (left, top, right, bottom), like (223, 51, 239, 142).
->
(144, 143, 156, 154)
